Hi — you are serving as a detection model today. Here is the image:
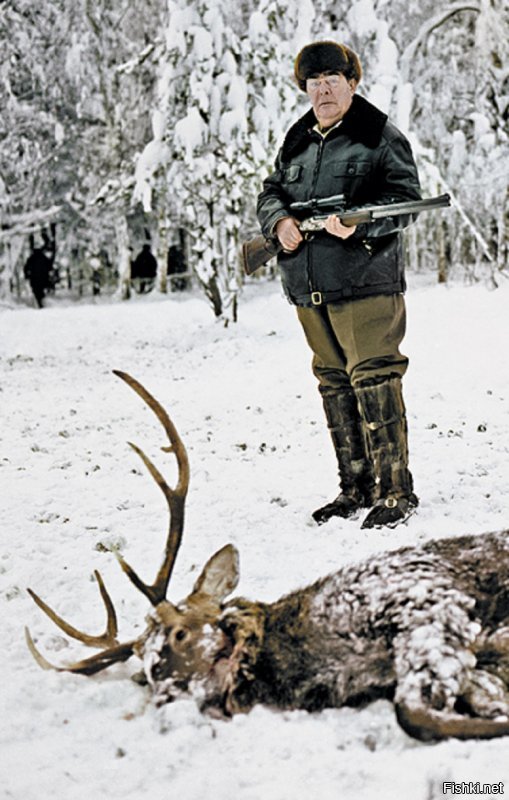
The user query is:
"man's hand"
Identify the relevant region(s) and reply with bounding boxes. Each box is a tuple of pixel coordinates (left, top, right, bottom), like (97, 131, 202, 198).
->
(275, 217, 304, 251)
(324, 214, 357, 239)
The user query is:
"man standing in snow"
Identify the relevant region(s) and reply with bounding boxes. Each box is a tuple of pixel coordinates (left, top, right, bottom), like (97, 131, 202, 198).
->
(23, 247, 53, 308)
(257, 42, 421, 529)
(131, 243, 158, 294)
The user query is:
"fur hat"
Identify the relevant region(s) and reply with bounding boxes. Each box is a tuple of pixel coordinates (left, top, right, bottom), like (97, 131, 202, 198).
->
(294, 41, 362, 91)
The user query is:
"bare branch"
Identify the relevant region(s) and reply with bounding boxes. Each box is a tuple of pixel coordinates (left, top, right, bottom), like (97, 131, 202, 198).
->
(418, 159, 494, 262)
(400, 2, 481, 81)
(0, 206, 62, 243)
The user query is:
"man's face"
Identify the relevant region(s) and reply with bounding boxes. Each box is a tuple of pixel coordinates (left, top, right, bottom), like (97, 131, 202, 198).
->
(306, 73, 356, 128)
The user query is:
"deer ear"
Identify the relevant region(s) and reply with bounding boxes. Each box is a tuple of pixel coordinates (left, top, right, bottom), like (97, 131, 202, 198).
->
(192, 544, 240, 601)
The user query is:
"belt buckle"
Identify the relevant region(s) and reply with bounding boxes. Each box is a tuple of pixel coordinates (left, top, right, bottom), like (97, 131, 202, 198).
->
(311, 291, 322, 306)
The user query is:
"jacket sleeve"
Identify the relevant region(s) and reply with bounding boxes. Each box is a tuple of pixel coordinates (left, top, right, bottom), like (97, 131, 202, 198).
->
(256, 152, 293, 239)
(353, 131, 422, 241)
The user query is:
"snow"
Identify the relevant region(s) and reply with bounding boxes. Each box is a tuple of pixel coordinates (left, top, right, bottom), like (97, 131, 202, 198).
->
(174, 108, 209, 161)
(219, 108, 248, 140)
(348, 0, 378, 37)
(248, 11, 269, 41)
(166, 2, 195, 55)
(294, 0, 316, 47)
(192, 27, 214, 61)
(132, 138, 170, 211)
(2, 277, 509, 799)
(64, 35, 85, 82)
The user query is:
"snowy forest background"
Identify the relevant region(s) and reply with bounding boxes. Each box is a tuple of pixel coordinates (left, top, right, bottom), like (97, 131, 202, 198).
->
(1, 0, 508, 321)
(3, 3, 509, 798)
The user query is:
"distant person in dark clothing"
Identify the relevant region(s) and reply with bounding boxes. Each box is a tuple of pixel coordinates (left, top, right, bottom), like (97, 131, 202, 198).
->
(167, 244, 188, 291)
(24, 248, 52, 308)
(131, 244, 157, 293)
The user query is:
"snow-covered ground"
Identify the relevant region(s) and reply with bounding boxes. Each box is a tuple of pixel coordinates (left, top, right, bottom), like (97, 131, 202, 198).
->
(2, 276, 509, 800)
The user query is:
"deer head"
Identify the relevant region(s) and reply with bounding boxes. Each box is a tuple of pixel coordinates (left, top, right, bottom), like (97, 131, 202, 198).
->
(26, 371, 242, 708)
(139, 544, 242, 708)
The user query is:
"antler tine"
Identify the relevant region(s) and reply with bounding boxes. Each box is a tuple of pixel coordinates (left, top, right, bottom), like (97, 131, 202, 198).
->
(27, 570, 118, 648)
(112, 370, 190, 606)
(25, 627, 136, 676)
(25, 571, 135, 675)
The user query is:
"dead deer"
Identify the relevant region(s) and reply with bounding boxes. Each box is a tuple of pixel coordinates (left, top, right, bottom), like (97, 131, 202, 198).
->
(26, 371, 509, 742)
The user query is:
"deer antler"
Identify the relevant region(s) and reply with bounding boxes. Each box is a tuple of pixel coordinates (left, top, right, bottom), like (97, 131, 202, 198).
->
(26, 370, 189, 674)
(24, 628, 136, 675)
(25, 570, 137, 674)
(112, 369, 190, 606)
(27, 570, 118, 648)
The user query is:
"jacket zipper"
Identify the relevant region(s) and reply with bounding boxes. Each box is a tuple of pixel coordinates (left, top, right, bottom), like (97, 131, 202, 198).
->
(307, 135, 325, 300)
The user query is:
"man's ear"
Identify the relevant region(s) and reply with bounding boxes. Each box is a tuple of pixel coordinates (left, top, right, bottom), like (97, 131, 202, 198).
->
(191, 544, 240, 602)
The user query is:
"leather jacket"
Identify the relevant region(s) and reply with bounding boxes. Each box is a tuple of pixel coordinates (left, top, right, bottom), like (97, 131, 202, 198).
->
(257, 95, 421, 307)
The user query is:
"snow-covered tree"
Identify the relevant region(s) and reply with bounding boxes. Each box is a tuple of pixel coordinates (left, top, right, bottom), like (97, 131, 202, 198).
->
(0, 0, 72, 295)
(387, 0, 507, 281)
(132, 0, 315, 321)
(1, 0, 508, 308)
(311, 0, 508, 282)
(62, 0, 166, 298)
(0, 0, 163, 300)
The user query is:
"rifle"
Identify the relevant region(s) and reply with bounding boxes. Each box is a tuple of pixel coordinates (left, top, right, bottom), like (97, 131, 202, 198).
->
(242, 193, 451, 275)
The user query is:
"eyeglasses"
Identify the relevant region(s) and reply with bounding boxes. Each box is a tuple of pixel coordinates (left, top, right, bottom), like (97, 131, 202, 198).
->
(306, 75, 344, 93)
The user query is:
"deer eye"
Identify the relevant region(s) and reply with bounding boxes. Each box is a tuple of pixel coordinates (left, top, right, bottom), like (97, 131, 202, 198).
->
(174, 627, 188, 643)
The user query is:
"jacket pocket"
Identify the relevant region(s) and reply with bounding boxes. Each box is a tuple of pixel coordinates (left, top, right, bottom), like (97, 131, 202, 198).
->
(333, 161, 372, 178)
(282, 164, 303, 183)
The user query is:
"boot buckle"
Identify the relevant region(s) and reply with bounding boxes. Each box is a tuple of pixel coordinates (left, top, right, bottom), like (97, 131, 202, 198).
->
(384, 497, 398, 509)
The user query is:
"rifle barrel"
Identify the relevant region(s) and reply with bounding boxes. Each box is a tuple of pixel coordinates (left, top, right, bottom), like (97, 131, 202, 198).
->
(299, 193, 451, 230)
(367, 193, 451, 219)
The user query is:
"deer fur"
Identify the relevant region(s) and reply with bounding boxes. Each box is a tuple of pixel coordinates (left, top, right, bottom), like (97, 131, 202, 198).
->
(138, 531, 509, 741)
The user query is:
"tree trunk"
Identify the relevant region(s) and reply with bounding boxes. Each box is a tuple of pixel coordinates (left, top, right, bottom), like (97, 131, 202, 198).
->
(115, 216, 132, 300)
(437, 221, 448, 284)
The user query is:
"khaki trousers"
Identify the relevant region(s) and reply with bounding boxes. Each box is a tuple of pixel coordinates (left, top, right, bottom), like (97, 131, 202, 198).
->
(296, 294, 409, 391)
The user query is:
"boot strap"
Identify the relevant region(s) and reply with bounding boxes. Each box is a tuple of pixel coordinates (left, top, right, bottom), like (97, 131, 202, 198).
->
(372, 496, 400, 509)
(384, 496, 398, 509)
(373, 494, 418, 510)
(365, 414, 402, 431)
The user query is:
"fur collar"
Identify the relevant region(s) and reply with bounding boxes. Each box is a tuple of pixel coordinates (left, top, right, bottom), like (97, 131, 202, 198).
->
(281, 94, 388, 162)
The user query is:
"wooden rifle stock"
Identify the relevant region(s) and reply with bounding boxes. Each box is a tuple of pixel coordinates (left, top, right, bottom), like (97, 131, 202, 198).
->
(242, 193, 451, 275)
(242, 236, 281, 276)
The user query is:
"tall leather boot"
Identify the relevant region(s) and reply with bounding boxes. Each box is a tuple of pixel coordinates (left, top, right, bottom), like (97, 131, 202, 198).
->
(354, 376, 418, 529)
(312, 388, 376, 524)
